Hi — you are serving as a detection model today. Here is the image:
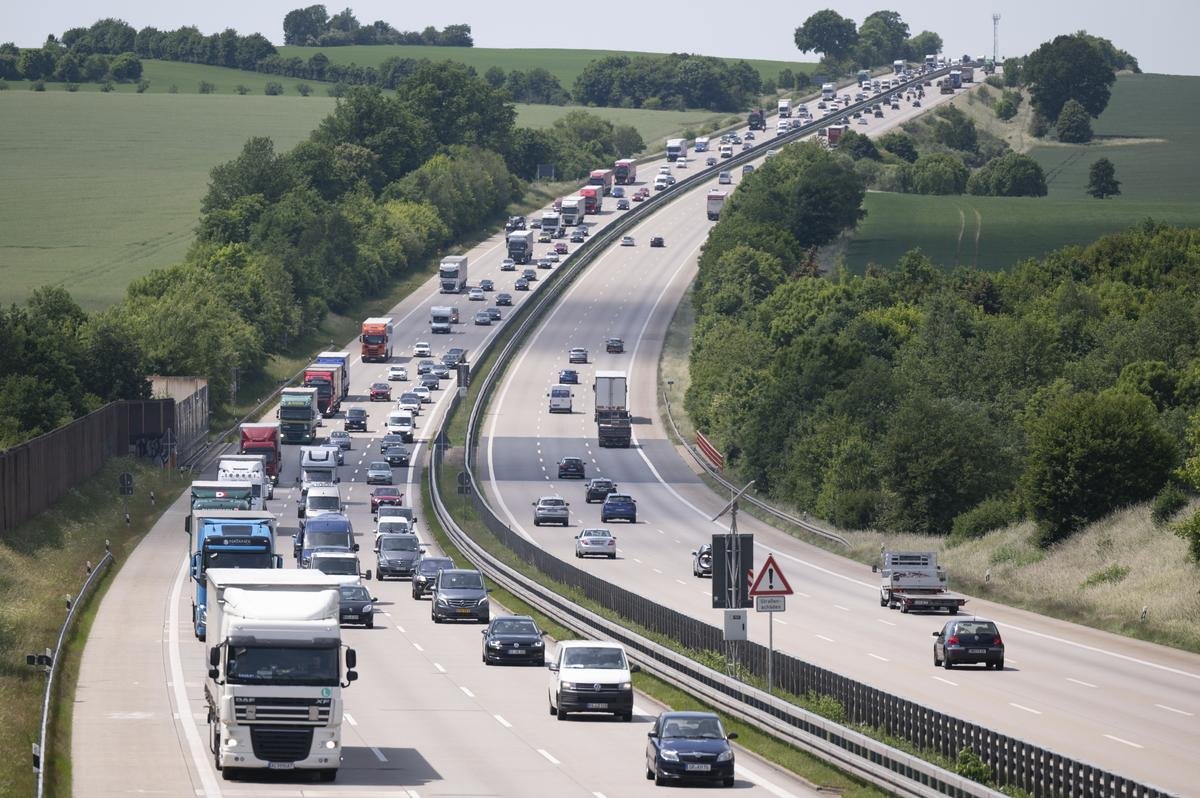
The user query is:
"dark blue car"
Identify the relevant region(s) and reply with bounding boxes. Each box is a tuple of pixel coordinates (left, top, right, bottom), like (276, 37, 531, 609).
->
(600, 493, 637, 523)
(558, 369, 579, 384)
(645, 711, 737, 787)
(293, 513, 356, 566)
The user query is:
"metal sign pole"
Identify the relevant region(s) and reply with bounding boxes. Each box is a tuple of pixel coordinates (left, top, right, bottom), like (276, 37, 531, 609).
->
(712, 481, 755, 677)
(768, 612, 773, 695)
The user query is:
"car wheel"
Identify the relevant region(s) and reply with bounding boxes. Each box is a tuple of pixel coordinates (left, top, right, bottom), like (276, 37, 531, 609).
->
(432, 613, 441, 624)
(575, 551, 581, 558)
(723, 777, 735, 788)
(654, 767, 666, 786)
(609, 553, 616, 560)
(631, 516, 637, 524)
(557, 708, 568, 722)
(900, 603, 909, 614)
(933, 651, 940, 667)
(879, 593, 888, 607)
(600, 516, 608, 523)
(943, 656, 954, 670)
(318, 768, 337, 783)
(222, 767, 240, 782)
(548, 700, 557, 716)
(646, 764, 655, 780)
(483, 653, 491, 665)
(366, 617, 374, 628)
(994, 659, 1004, 670)
(533, 519, 540, 526)
(375, 571, 382, 581)
(621, 711, 633, 722)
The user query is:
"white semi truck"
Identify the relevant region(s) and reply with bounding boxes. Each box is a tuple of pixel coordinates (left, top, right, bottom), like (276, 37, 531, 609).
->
(438, 255, 468, 293)
(560, 197, 584, 226)
(217, 454, 273, 506)
(821, 82, 836, 101)
(777, 98, 792, 117)
(204, 569, 359, 782)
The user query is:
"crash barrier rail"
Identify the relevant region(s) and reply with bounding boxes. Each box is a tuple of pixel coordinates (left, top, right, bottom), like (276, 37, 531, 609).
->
(660, 389, 850, 547)
(33, 547, 114, 798)
(429, 64, 1172, 798)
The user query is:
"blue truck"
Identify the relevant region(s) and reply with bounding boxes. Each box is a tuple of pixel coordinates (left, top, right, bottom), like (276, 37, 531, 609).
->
(185, 509, 280, 640)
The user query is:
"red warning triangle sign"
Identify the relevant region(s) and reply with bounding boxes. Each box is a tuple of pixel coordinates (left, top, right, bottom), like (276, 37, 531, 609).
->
(749, 554, 793, 596)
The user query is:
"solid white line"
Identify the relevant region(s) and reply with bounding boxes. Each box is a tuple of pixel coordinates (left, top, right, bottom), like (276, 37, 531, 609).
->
(434, 663, 446, 673)
(735, 762, 801, 798)
(167, 557, 222, 797)
(370, 746, 388, 762)
(344, 712, 358, 726)
(1154, 703, 1194, 716)
(537, 748, 561, 765)
(406, 790, 421, 798)
(494, 714, 512, 728)
(795, 591, 810, 598)
(460, 686, 475, 698)
(1103, 734, 1144, 749)
(933, 676, 958, 687)
(1066, 677, 1098, 688)
(1009, 702, 1042, 715)
(868, 653, 890, 662)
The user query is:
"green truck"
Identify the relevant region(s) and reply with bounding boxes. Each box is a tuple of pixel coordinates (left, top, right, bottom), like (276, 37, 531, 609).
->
(279, 387, 319, 444)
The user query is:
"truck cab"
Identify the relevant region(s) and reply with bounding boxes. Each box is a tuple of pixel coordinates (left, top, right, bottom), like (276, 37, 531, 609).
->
(217, 454, 273, 505)
(185, 510, 281, 639)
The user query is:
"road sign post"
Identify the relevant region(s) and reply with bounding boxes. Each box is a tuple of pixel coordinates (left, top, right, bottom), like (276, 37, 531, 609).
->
(712, 481, 755, 678)
(750, 554, 793, 694)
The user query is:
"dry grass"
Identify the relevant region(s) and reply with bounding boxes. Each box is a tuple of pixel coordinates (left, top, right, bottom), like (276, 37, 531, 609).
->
(656, 284, 697, 443)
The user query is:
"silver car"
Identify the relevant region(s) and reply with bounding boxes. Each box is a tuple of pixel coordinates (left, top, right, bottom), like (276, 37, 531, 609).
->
(532, 495, 570, 526)
(574, 528, 616, 559)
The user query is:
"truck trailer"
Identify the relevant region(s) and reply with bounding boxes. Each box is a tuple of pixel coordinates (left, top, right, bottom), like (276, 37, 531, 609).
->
(507, 229, 534, 263)
(303, 364, 345, 417)
(239, 423, 281, 482)
(438, 255, 468, 293)
(613, 158, 637, 184)
(747, 108, 765, 130)
(594, 370, 631, 448)
(777, 98, 792, 118)
(665, 138, 687, 162)
(878, 551, 967, 614)
(359, 316, 394, 362)
(217, 454, 273, 505)
(821, 82, 837, 101)
(315, 352, 351, 399)
(186, 510, 281, 638)
(587, 168, 614, 196)
(705, 190, 728, 221)
(189, 480, 254, 512)
(203, 570, 357, 782)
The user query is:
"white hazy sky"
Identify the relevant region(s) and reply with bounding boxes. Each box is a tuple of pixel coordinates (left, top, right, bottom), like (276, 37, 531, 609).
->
(8, 1, 1197, 76)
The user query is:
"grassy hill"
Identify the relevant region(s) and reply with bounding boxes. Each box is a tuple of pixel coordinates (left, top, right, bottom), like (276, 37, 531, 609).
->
(277, 44, 815, 89)
(840, 73, 1200, 272)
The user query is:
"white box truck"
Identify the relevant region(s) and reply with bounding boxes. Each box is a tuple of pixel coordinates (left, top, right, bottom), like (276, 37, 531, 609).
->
(778, 98, 792, 117)
(438, 255, 468, 293)
(706, 190, 728, 221)
(430, 306, 454, 334)
(203, 569, 358, 782)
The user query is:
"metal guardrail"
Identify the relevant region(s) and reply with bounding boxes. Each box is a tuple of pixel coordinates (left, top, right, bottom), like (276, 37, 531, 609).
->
(660, 390, 850, 547)
(426, 64, 1174, 798)
(33, 547, 115, 798)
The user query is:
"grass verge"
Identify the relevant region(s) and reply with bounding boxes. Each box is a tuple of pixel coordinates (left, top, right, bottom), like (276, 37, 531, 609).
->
(0, 458, 189, 796)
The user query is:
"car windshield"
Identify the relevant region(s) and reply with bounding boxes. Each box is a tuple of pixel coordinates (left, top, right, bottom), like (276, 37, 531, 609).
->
(562, 647, 626, 669)
(340, 586, 369, 601)
(419, 558, 453, 575)
(306, 531, 349, 549)
(439, 571, 483, 589)
(492, 619, 539, 635)
(370, 462, 390, 470)
(314, 557, 357, 575)
(226, 645, 338, 686)
(375, 487, 400, 497)
(308, 495, 340, 510)
(372, 383, 388, 390)
(592, 480, 612, 489)
(661, 716, 726, 739)
(347, 409, 365, 418)
(380, 536, 419, 551)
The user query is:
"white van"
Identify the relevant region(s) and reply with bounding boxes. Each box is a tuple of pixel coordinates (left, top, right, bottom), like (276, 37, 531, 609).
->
(386, 410, 416, 442)
(718, 171, 732, 185)
(547, 384, 574, 414)
(217, 454, 272, 507)
(299, 483, 342, 522)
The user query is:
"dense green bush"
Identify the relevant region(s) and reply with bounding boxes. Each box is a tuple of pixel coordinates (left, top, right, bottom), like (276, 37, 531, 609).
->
(1056, 99, 1093, 143)
(950, 497, 1017, 544)
(1151, 484, 1189, 525)
(966, 153, 1047, 197)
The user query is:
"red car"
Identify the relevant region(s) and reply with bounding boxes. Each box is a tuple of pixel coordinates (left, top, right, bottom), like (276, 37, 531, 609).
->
(369, 382, 392, 401)
(554, 242, 568, 255)
(371, 486, 403, 513)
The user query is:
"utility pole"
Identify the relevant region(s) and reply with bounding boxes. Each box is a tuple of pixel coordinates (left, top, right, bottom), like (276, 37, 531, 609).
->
(992, 14, 1001, 64)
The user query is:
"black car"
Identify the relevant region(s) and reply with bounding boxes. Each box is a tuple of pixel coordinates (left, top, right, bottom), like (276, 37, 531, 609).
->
(430, 363, 451, 379)
(933, 617, 1005, 669)
(384, 444, 411, 467)
(515, 278, 530, 291)
(412, 556, 455, 599)
(650, 236, 665, 248)
(338, 584, 375, 628)
(375, 533, 422, 580)
(444, 347, 467, 366)
(585, 478, 616, 503)
(645, 711, 737, 787)
(692, 543, 713, 577)
(487, 306, 502, 321)
(605, 337, 624, 354)
(557, 457, 586, 479)
(420, 374, 440, 392)
(379, 433, 404, 454)
(481, 615, 545, 665)
(344, 407, 368, 432)
(431, 569, 490, 623)
(570, 230, 585, 243)
(496, 293, 513, 306)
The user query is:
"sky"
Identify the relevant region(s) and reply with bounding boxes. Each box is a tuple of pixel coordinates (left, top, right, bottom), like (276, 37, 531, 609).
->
(9, 1, 1198, 76)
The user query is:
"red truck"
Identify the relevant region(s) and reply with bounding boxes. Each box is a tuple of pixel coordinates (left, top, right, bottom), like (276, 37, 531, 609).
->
(360, 316, 394, 362)
(826, 124, 849, 148)
(303, 364, 345, 416)
(613, 159, 637, 185)
(578, 186, 599, 215)
(588, 168, 614, 196)
(239, 423, 281, 484)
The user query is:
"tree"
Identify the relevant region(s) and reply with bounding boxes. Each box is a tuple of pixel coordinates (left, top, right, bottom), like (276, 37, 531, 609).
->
(107, 52, 142, 82)
(18, 48, 54, 80)
(1022, 391, 1177, 547)
(839, 129, 879, 160)
(966, 153, 1047, 197)
(484, 65, 505, 87)
(1086, 157, 1121, 199)
(794, 10, 858, 62)
(858, 10, 909, 64)
(1056, 98, 1093, 143)
(904, 153, 968, 195)
(283, 5, 328, 45)
(935, 106, 977, 151)
(878, 132, 918, 162)
(1002, 58, 1022, 86)
(1023, 33, 1116, 120)
(438, 24, 474, 47)
(906, 31, 942, 61)
(264, 81, 283, 95)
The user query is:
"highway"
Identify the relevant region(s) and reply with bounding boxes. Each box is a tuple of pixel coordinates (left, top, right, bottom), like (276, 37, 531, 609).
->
(72, 100, 831, 796)
(477, 88, 1200, 795)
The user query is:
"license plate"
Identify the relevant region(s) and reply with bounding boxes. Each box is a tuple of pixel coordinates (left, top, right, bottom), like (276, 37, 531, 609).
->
(685, 763, 711, 772)
(267, 762, 295, 770)
(969, 649, 986, 654)
(456, 607, 471, 614)
(586, 702, 608, 710)
(507, 649, 522, 655)
(343, 614, 358, 621)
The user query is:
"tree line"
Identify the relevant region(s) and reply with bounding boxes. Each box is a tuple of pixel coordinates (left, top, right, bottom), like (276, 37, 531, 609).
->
(572, 53, 763, 112)
(0, 60, 644, 446)
(793, 9, 943, 75)
(686, 209, 1200, 550)
(282, 6, 472, 47)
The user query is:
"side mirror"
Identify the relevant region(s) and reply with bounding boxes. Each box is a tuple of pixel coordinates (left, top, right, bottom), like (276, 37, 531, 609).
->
(647, 730, 657, 738)
(565, 502, 570, 507)
(872, 563, 878, 573)
(363, 569, 372, 580)
(691, 551, 697, 556)
(547, 662, 559, 672)
(727, 732, 739, 740)
(184, 517, 191, 534)
(531, 501, 537, 507)
(481, 628, 488, 635)
(345, 670, 358, 683)
(209, 646, 220, 667)
(335, 476, 341, 484)
(629, 663, 641, 673)
(931, 631, 940, 637)
(371, 596, 379, 602)
(345, 648, 357, 668)
(353, 543, 360, 552)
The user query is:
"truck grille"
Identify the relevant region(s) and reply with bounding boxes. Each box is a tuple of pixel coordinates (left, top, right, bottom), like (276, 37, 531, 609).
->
(250, 726, 314, 762)
(234, 697, 331, 724)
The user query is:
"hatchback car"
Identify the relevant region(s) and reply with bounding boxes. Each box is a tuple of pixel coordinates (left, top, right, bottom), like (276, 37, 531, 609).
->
(600, 493, 637, 523)
(538, 231, 552, 243)
(532, 495, 570, 526)
(568, 347, 588, 364)
(585, 478, 617, 503)
(416, 359, 435, 375)
(557, 456, 586, 479)
(479, 278, 494, 291)
(575, 528, 616, 559)
(616, 198, 630, 210)
(370, 485, 403, 513)
(384, 445, 410, 467)
(430, 363, 451, 380)
(486, 306, 502, 321)
(397, 393, 421, 414)
(344, 406, 368, 432)
(650, 236, 664, 248)
(474, 310, 492, 325)
(705, 156, 718, 166)
(431, 569, 490, 623)
(481, 615, 545, 665)
(378, 433, 404, 453)
(496, 293, 513, 306)
(631, 193, 645, 203)
(366, 461, 393, 485)
(387, 365, 408, 381)
(621, 235, 635, 246)
(692, 543, 713, 577)
(412, 556, 455, 599)
(570, 230, 585, 243)
(369, 382, 392, 401)
(338, 584, 375, 628)
(537, 257, 554, 269)
(413, 341, 431, 357)
(468, 288, 485, 301)
(328, 429, 351, 451)
(645, 711, 737, 787)
(501, 258, 516, 271)
(558, 368, 579, 384)
(605, 337, 624, 354)
(933, 617, 1005, 669)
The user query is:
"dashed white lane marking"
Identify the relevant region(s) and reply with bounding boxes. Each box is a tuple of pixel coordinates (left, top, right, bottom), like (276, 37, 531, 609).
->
(1009, 702, 1042, 715)
(370, 746, 388, 762)
(815, 634, 835, 643)
(1104, 734, 1144, 749)
(735, 762, 803, 797)
(395, 624, 406, 634)
(868, 653, 890, 662)
(494, 714, 512, 728)
(675, 579, 687, 585)
(795, 591, 811, 598)
(345, 712, 358, 726)
(876, 618, 895, 626)
(538, 748, 561, 765)
(1067, 677, 1097, 688)
(412, 642, 424, 652)
(1155, 703, 1194, 716)
(933, 676, 958, 687)
(652, 568, 663, 574)
(634, 558, 643, 564)
(460, 686, 476, 698)
(833, 605, 849, 612)
(434, 663, 446, 673)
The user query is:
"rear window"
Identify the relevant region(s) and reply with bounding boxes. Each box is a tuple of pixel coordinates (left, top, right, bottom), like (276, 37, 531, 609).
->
(551, 388, 570, 398)
(954, 621, 999, 637)
(541, 498, 565, 507)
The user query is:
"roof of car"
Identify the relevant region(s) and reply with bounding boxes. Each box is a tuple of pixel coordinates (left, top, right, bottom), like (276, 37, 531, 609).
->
(659, 710, 721, 720)
(558, 639, 625, 650)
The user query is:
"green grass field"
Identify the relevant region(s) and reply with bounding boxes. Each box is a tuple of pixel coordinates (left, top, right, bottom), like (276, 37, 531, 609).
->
(277, 44, 815, 89)
(843, 73, 1200, 272)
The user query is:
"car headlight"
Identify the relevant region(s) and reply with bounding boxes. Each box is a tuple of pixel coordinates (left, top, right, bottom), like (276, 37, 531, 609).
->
(660, 749, 679, 761)
(477, 596, 489, 606)
(436, 596, 448, 605)
(531, 640, 544, 648)
(619, 681, 632, 690)
(561, 682, 576, 690)
(362, 603, 373, 613)
(416, 575, 427, 583)
(717, 750, 734, 762)
(488, 640, 503, 648)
